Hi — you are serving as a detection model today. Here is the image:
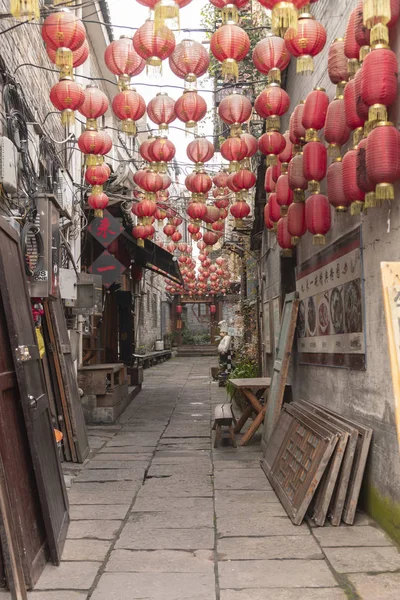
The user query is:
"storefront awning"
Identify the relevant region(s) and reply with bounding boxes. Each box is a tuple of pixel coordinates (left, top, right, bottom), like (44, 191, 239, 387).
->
(121, 229, 183, 285)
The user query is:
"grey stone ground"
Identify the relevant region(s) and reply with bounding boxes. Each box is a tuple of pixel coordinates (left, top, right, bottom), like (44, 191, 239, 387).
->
(2, 357, 400, 599)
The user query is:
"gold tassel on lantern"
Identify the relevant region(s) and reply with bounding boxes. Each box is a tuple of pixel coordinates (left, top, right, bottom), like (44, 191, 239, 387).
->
(92, 185, 104, 196)
(328, 143, 341, 159)
(137, 238, 145, 248)
(297, 55, 314, 75)
(266, 155, 278, 167)
(269, 68, 282, 84)
(350, 201, 365, 215)
(371, 23, 389, 45)
(266, 116, 281, 131)
(376, 182, 395, 202)
(185, 121, 198, 136)
(313, 234, 326, 246)
(222, 5, 239, 24)
(272, 2, 298, 38)
(146, 57, 163, 78)
(94, 209, 104, 218)
(363, 0, 391, 29)
(56, 47, 73, 69)
(294, 190, 305, 203)
(308, 181, 320, 193)
(228, 161, 240, 173)
(234, 218, 244, 228)
(368, 103, 388, 123)
(10, 0, 40, 19)
(222, 59, 239, 81)
(62, 109, 75, 127)
(364, 191, 377, 208)
(154, 0, 179, 31)
(122, 119, 137, 136)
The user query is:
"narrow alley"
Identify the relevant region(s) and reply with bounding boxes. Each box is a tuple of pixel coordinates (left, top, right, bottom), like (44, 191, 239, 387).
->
(1, 358, 398, 600)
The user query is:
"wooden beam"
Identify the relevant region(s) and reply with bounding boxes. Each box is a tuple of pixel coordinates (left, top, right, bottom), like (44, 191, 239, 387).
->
(381, 262, 400, 451)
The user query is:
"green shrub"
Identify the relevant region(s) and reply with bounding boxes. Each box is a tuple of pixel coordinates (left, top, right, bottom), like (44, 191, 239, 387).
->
(226, 358, 259, 410)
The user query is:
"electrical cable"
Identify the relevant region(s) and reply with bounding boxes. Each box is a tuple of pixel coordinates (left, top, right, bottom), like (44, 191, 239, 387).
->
(20, 221, 45, 276)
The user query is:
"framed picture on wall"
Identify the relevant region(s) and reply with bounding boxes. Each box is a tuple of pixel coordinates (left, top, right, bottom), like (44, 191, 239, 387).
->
(263, 300, 272, 354)
(272, 295, 281, 353)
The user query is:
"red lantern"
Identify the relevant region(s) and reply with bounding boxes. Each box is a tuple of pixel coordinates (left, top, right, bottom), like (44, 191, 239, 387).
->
(366, 122, 400, 203)
(287, 202, 306, 244)
(305, 194, 331, 245)
(188, 223, 200, 234)
(328, 38, 348, 89)
(47, 39, 89, 77)
(215, 196, 230, 209)
(155, 207, 167, 222)
(284, 14, 327, 75)
(203, 231, 219, 247)
(221, 137, 248, 171)
(355, 2, 370, 61)
(265, 166, 276, 193)
(132, 224, 148, 247)
(344, 78, 365, 145)
(241, 133, 258, 159)
(50, 79, 84, 125)
(137, 198, 157, 224)
(147, 93, 176, 131)
(140, 171, 164, 195)
(327, 159, 351, 212)
(172, 230, 182, 243)
(88, 192, 109, 217)
(139, 136, 156, 165)
(187, 138, 215, 166)
(278, 131, 293, 164)
(218, 93, 252, 136)
(187, 202, 208, 222)
(210, 304, 217, 314)
(85, 163, 110, 187)
(252, 33, 291, 83)
(272, 161, 282, 182)
(344, 7, 361, 75)
(169, 39, 209, 86)
(290, 102, 306, 144)
(356, 137, 376, 208)
(258, 131, 286, 166)
(213, 171, 229, 189)
(78, 130, 112, 165)
(288, 152, 308, 202)
(324, 98, 351, 158)
(42, 11, 86, 69)
(203, 205, 221, 225)
(133, 21, 176, 73)
(268, 192, 281, 226)
(78, 85, 109, 129)
(264, 202, 274, 230)
(277, 217, 294, 255)
(163, 223, 176, 236)
(210, 0, 249, 24)
(233, 169, 256, 191)
(354, 68, 369, 123)
(303, 141, 327, 193)
(230, 200, 250, 227)
(210, 24, 250, 80)
(364, 0, 399, 46)
(185, 172, 212, 197)
(303, 87, 329, 141)
(276, 164, 294, 215)
(104, 37, 145, 89)
(148, 138, 176, 169)
(176, 304, 183, 314)
(361, 47, 398, 123)
(112, 89, 146, 135)
(175, 91, 207, 132)
(227, 172, 241, 193)
(254, 85, 290, 130)
(342, 148, 365, 214)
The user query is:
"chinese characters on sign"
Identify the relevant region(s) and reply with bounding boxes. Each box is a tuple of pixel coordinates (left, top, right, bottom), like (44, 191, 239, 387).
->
(296, 228, 365, 370)
(88, 251, 126, 289)
(87, 210, 124, 248)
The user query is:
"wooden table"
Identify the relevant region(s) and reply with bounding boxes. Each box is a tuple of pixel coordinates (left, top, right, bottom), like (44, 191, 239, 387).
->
(230, 378, 271, 446)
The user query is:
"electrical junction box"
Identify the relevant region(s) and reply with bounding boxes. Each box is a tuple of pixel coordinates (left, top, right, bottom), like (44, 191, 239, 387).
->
(0, 136, 18, 194)
(28, 195, 60, 298)
(60, 268, 78, 301)
(70, 273, 103, 316)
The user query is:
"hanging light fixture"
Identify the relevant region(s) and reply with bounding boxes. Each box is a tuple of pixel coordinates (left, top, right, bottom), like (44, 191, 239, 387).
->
(344, 6, 361, 76)
(284, 13, 327, 75)
(218, 93, 253, 137)
(187, 137, 215, 169)
(47, 40, 89, 79)
(361, 43, 398, 125)
(254, 85, 290, 131)
(257, 1, 311, 37)
(220, 137, 248, 172)
(324, 96, 351, 158)
(147, 93, 176, 133)
(288, 151, 308, 202)
(302, 87, 329, 141)
(303, 140, 327, 193)
(42, 10, 86, 71)
(328, 38, 349, 97)
(258, 131, 286, 166)
(327, 158, 351, 212)
(287, 202, 306, 244)
(78, 85, 109, 131)
(175, 91, 207, 134)
(210, 23, 250, 80)
(305, 193, 331, 245)
(366, 121, 400, 203)
(169, 39, 210, 89)
(342, 146, 365, 214)
(252, 34, 291, 84)
(356, 137, 376, 209)
(112, 89, 146, 135)
(133, 20, 176, 76)
(104, 36, 145, 90)
(276, 163, 294, 216)
(50, 78, 85, 125)
(277, 217, 294, 256)
(78, 130, 112, 166)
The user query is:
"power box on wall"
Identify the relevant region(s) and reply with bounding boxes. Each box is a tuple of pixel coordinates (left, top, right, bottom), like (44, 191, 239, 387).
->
(0, 136, 18, 194)
(27, 195, 60, 298)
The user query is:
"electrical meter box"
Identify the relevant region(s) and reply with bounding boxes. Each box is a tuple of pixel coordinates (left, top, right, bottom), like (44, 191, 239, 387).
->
(70, 273, 103, 315)
(28, 195, 60, 298)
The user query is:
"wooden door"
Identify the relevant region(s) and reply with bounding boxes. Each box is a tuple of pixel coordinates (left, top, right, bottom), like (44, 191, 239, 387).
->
(262, 292, 299, 449)
(117, 291, 133, 364)
(0, 218, 69, 569)
(46, 296, 89, 463)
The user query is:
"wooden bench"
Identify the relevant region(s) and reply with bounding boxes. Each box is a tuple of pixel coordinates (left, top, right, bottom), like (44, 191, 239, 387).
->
(212, 404, 237, 448)
(133, 350, 172, 370)
(78, 363, 127, 395)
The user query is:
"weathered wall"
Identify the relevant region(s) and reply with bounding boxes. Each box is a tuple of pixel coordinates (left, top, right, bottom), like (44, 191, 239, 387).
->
(261, 0, 400, 540)
(137, 270, 170, 351)
(185, 304, 210, 335)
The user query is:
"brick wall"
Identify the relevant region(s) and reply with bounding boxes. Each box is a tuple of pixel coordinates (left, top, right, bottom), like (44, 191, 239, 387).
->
(260, 0, 400, 535)
(136, 270, 171, 351)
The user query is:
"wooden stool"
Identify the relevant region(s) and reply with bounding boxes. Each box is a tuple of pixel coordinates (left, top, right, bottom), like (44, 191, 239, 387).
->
(212, 404, 237, 448)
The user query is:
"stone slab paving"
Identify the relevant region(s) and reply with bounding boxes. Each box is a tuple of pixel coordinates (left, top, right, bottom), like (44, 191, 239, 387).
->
(2, 358, 398, 600)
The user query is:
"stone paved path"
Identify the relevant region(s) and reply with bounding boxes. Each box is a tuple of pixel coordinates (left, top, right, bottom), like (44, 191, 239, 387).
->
(2, 357, 400, 599)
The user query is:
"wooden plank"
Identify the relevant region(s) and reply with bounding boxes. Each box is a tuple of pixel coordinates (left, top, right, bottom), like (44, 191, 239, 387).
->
(381, 262, 400, 450)
(261, 405, 338, 525)
(262, 293, 299, 448)
(296, 400, 358, 526)
(229, 377, 271, 389)
(292, 403, 348, 527)
(0, 456, 27, 600)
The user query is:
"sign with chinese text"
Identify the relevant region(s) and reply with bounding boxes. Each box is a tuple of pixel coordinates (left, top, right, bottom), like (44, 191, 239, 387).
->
(296, 227, 365, 370)
(88, 251, 126, 289)
(88, 210, 123, 248)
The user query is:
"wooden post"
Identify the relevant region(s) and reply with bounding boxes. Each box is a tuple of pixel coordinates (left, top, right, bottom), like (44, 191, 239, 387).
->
(381, 262, 400, 451)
